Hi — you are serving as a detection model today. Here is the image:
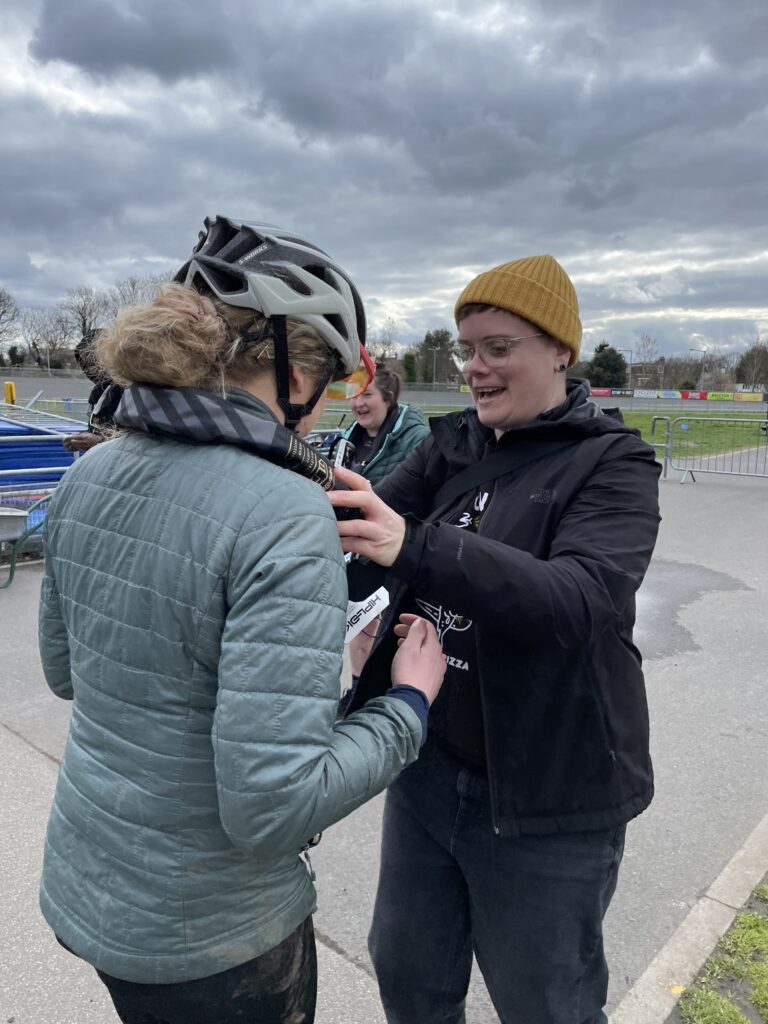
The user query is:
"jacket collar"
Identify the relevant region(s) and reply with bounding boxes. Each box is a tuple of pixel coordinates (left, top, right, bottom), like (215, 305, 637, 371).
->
(114, 383, 335, 489)
(430, 378, 633, 462)
(225, 386, 281, 423)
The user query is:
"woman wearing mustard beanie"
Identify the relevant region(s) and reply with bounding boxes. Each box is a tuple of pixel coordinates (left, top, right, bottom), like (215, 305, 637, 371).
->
(330, 254, 661, 1024)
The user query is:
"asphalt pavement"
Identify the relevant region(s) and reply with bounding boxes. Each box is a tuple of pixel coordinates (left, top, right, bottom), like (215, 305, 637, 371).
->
(1, 469, 767, 1023)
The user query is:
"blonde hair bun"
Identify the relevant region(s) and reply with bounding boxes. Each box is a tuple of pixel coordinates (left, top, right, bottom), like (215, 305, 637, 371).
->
(96, 282, 335, 392)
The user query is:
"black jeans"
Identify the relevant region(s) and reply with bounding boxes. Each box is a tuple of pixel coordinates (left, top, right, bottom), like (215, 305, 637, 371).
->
(369, 739, 625, 1024)
(96, 915, 317, 1024)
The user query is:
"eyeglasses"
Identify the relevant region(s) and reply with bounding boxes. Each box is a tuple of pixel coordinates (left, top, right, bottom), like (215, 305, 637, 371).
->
(457, 334, 544, 369)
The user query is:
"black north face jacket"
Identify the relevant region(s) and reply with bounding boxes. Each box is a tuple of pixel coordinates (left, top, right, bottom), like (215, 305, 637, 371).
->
(347, 383, 662, 837)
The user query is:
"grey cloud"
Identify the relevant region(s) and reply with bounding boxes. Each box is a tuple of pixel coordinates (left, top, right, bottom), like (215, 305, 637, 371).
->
(25, 0, 768, 211)
(2, 0, 767, 356)
(233, 0, 768, 224)
(29, 0, 234, 80)
(708, 16, 768, 68)
(565, 172, 640, 212)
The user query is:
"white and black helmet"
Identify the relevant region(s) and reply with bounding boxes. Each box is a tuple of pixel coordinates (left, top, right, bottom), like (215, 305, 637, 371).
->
(175, 215, 366, 377)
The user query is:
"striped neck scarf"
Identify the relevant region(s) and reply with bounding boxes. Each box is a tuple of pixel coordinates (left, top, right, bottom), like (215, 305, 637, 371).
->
(113, 384, 334, 490)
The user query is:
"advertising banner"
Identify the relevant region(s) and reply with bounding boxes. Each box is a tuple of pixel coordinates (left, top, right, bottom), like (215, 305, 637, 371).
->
(659, 390, 682, 399)
(733, 391, 764, 402)
(680, 391, 707, 400)
(633, 389, 657, 399)
(610, 388, 634, 397)
(706, 392, 735, 401)
(589, 388, 612, 397)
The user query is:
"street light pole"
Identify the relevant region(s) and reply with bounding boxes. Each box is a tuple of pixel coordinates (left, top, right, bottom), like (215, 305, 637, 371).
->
(689, 348, 707, 390)
(617, 349, 633, 388)
(432, 347, 437, 391)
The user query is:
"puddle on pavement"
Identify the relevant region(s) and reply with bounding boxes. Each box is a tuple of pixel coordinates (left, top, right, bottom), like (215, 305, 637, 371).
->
(634, 558, 748, 661)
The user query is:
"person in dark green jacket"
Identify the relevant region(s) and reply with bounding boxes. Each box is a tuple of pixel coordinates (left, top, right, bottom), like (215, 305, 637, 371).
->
(344, 364, 429, 484)
(38, 216, 445, 1024)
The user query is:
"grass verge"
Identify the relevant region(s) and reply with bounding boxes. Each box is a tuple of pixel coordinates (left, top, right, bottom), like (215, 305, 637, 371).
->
(671, 879, 768, 1024)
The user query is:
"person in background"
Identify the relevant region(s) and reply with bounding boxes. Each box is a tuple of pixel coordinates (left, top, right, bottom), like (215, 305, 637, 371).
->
(330, 254, 661, 1024)
(38, 216, 445, 1024)
(344, 364, 428, 483)
(61, 331, 123, 452)
(342, 364, 431, 678)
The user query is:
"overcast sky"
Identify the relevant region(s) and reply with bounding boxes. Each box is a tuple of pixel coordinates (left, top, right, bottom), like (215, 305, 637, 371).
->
(1, 0, 766, 359)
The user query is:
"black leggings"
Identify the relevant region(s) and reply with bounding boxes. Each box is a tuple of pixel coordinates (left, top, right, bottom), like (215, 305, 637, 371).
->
(96, 916, 317, 1024)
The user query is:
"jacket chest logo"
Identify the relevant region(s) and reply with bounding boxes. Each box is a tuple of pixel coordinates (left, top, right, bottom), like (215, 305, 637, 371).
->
(529, 488, 555, 505)
(415, 599, 473, 643)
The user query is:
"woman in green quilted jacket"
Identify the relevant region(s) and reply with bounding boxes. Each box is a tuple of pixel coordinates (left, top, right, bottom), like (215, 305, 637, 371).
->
(344, 364, 429, 484)
(38, 216, 444, 1024)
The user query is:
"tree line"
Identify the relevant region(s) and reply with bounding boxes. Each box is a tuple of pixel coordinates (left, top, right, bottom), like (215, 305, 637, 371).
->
(1, 280, 766, 389)
(0, 276, 171, 369)
(569, 333, 768, 392)
(371, 321, 768, 390)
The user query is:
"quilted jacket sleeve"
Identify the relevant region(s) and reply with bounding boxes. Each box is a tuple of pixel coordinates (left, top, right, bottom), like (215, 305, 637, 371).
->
(38, 531, 73, 700)
(214, 481, 422, 858)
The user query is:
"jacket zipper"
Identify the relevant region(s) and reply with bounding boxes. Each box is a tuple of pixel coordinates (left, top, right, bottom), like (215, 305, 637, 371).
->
(364, 432, 391, 474)
(475, 500, 504, 838)
(361, 406, 409, 475)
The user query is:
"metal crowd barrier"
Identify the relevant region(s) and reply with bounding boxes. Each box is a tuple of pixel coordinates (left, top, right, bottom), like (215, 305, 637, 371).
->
(0, 493, 53, 588)
(651, 416, 768, 483)
(20, 397, 90, 418)
(0, 426, 80, 488)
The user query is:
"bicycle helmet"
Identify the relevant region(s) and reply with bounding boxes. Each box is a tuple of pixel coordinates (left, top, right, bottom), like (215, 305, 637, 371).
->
(175, 216, 368, 430)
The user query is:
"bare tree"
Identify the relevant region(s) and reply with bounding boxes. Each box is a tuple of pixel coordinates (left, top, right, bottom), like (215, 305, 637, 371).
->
(0, 284, 20, 348)
(61, 285, 110, 341)
(368, 315, 399, 362)
(633, 333, 659, 363)
(703, 351, 735, 386)
(107, 272, 174, 317)
(660, 356, 701, 390)
(735, 340, 768, 390)
(691, 347, 735, 391)
(22, 308, 77, 369)
(631, 333, 663, 387)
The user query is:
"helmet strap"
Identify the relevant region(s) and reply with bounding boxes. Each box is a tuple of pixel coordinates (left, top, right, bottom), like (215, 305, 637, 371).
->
(272, 315, 337, 433)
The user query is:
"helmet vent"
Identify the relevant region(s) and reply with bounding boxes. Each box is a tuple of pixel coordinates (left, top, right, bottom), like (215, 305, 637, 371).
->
(323, 313, 348, 340)
(268, 266, 312, 296)
(193, 267, 248, 296)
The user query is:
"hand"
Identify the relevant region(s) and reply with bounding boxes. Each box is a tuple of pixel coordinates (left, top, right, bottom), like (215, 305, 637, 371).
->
(328, 466, 407, 568)
(392, 613, 424, 646)
(391, 616, 445, 706)
(62, 432, 103, 453)
(349, 617, 380, 677)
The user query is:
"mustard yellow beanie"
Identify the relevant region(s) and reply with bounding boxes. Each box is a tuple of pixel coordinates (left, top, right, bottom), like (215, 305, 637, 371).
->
(455, 255, 582, 365)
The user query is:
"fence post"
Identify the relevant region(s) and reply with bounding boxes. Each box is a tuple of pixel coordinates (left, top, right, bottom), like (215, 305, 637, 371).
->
(650, 416, 670, 479)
